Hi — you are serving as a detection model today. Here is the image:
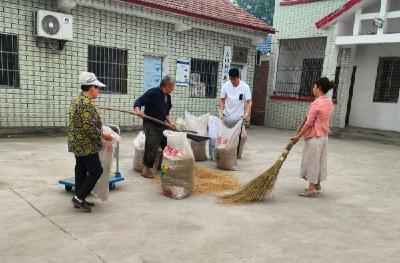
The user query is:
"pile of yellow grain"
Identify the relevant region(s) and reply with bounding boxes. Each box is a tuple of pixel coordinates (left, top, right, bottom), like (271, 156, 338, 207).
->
(153, 165, 240, 194)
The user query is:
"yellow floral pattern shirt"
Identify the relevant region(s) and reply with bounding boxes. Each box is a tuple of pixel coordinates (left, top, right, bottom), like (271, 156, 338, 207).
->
(68, 94, 102, 156)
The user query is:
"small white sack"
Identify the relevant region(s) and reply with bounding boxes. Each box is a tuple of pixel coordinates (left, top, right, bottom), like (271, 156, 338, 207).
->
(161, 130, 194, 199)
(133, 131, 146, 172)
(92, 126, 120, 201)
(208, 115, 219, 161)
(185, 111, 209, 161)
(216, 119, 243, 170)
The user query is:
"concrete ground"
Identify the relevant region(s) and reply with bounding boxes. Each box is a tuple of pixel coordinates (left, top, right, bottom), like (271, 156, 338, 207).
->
(0, 127, 399, 263)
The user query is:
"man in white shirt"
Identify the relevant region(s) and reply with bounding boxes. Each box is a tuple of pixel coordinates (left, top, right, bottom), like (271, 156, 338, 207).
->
(219, 68, 253, 157)
(219, 68, 253, 123)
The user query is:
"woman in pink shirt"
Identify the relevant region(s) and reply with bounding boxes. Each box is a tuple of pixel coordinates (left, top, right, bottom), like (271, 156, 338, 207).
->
(291, 77, 335, 197)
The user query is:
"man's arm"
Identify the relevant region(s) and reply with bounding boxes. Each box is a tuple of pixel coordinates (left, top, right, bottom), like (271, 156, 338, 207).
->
(133, 92, 148, 117)
(243, 99, 253, 120)
(165, 114, 176, 130)
(219, 84, 227, 119)
(219, 98, 225, 119)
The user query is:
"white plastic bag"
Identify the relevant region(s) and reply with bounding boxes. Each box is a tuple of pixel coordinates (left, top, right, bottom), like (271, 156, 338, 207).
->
(161, 130, 194, 199)
(208, 115, 219, 161)
(133, 131, 146, 172)
(92, 126, 120, 201)
(185, 111, 209, 161)
(216, 120, 243, 170)
(132, 131, 162, 172)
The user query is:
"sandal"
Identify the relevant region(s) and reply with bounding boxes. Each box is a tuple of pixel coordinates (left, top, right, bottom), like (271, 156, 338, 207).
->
(299, 189, 318, 197)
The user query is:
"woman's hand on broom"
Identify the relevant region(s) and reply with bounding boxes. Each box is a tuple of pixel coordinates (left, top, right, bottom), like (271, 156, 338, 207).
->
(291, 134, 300, 143)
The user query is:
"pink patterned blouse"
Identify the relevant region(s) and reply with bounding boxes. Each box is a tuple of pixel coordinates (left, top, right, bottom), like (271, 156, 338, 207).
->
(304, 96, 334, 140)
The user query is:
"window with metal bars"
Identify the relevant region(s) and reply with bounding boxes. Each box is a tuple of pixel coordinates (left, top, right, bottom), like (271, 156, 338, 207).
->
(373, 57, 400, 103)
(299, 58, 324, 96)
(189, 59, 218, 98)
(274, 37, 326, 97)
(0, 33, 19, 88)
(88, 45, 128, 94)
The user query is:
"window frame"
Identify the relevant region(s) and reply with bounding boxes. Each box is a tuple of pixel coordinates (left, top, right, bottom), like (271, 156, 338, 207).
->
(299, 58, 324, 97)
(87, 45, 128, 94)
(189, 58, 218, 98)
(0, 33, 20, 88)
(273, 37, 326, 98)
(373, 57, 400, 103)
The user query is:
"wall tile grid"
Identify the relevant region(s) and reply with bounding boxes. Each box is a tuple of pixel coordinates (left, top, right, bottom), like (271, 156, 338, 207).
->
(266, 0, 347, 129)
(0, 0, 261, 129)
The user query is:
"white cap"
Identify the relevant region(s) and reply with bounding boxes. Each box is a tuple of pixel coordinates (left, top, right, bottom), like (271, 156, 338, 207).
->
(79, 72, 106, 87)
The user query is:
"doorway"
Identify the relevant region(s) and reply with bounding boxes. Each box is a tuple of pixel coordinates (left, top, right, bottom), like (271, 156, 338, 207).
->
(250, 60, 269, 125)
(345, 66, 357, 126)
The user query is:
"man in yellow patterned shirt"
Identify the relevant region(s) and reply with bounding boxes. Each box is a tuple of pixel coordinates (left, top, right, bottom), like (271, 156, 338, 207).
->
(68, 72, 112, 212)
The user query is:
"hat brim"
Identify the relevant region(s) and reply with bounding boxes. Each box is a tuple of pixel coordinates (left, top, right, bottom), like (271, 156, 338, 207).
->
(91, 79, 107, 87)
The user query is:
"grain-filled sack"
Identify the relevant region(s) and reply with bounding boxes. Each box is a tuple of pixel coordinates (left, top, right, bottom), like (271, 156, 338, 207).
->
(185, 111, 209, 161)
(216, 120, 243, 170)
(161, 130, 195, 199)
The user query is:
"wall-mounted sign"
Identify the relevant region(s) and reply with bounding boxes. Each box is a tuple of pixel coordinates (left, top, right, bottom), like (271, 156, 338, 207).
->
(221, 46, 232, 84)
(176, 59, 190, 86)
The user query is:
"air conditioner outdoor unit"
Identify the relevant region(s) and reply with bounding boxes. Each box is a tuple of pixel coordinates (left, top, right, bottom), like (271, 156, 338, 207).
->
(36, 9, 73, 41)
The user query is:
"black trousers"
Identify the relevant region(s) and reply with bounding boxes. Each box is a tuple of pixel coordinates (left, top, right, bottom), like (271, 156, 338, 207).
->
(74, 153, 103, 200)
(143, 121, 167, 168)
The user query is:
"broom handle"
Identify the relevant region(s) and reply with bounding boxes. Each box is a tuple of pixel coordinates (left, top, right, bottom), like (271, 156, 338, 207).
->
(287, 117, 307, 148)
(97, 106, 197, 133)
(294, 117, 307, 136)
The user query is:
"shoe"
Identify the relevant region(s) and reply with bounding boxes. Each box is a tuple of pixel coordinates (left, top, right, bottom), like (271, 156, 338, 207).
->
(141, 166, 155, 179)
(305, 184, 321, 192)
(73, 200, 95, 208)
(71, 197, 91, 212)
(85, 201, 95, 207)
(299, 189, 318, 197)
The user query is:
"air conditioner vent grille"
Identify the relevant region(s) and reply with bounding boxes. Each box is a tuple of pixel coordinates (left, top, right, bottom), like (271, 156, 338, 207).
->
(41, 15, 60, 35)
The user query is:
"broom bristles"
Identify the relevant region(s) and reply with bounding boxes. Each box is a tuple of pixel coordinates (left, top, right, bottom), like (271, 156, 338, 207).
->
(219, 140, 296, 204)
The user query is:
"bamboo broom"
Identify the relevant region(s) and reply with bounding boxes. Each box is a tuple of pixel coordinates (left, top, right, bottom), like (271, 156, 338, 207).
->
(219, 118, 307, 204)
